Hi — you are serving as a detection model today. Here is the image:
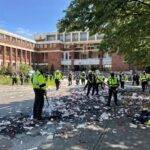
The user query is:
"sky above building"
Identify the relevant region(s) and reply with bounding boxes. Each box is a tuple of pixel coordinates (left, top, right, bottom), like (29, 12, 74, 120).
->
(0, 0, 70, 38)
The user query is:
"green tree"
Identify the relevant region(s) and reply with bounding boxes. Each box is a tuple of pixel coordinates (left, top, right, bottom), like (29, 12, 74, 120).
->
(19, 63, 31, 75)
(0, 66, 7, 75)
(58, 0, 150, 67)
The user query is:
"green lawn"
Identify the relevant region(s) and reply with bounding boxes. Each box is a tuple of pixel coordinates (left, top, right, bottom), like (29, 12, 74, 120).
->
(0, 75, 12, 85)
(0, 75, 55, 87)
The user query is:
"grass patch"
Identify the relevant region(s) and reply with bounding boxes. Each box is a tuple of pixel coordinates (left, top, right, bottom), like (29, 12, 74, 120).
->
(0, 75, 12, 85)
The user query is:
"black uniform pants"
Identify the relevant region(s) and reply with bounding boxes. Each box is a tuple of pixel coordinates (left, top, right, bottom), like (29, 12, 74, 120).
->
(92, 83, 99, 95)
(142, 81, 147, 92)
(33, 89, 45, 119)
(12, 78, 17, 85)
(87, 83, 93, 96)
(20, 78, 24, 85)
(68, 78, 72, 86)
(107, 88, 118, 106)
(121, 81, 124, 89)
(55, 79, 60, 90)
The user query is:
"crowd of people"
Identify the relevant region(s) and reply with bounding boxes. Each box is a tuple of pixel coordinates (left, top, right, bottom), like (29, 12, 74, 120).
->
(31, 69, 149, 120)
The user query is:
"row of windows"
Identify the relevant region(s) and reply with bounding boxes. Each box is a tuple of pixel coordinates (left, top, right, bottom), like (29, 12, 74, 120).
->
(36, 43, 100, 50)
(44, 32, 103, 42)
(0, 48, 31, 59)
(0, 33, 35, 48)
(36, 43, 58, 49)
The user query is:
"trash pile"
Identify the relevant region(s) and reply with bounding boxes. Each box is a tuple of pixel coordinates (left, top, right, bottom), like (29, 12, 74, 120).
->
(0, 88, 149, 139)
(121, 92, 150, 126)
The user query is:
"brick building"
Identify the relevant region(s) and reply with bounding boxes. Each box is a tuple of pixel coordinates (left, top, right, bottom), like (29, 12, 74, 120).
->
(0, 29, 129, 72)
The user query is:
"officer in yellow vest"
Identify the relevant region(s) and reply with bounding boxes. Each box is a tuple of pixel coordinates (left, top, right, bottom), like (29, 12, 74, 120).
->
(54, 70, 63, 90)
(140, 71, 148, 92)
(107, 72, 119, 106)
(32, 69, 47, 120)
(120, 73, 126, 89)
(80, 71, 86, 85)
(97, 73, 105, 90)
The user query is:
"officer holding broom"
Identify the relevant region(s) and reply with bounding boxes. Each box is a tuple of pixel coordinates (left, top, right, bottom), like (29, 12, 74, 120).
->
(32, 69, 47, 120)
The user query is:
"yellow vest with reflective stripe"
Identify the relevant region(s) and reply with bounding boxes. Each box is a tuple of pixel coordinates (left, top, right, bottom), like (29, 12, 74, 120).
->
(32, 73, 46, 90)
(108, 77, 119, 87)
(140, 75, 147, 82)
(54, 71, 62, 80)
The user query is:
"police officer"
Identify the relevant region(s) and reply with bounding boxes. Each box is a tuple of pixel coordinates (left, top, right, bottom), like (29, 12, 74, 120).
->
(80, 71, 86, 85)
(68, 72, 73, 86)
(75, 73, 80, 85)
(54, 70, 62, 90)
(97, 72, 105, 90)
(32, 69, 47, 120)
(120, 73, 126, 89)
(92, 70, 99, 95)
(140, 71, 148, 92)
(86, 70, 94, 96)
(106, 72, 119, 106)
(20, 73, 24, 85)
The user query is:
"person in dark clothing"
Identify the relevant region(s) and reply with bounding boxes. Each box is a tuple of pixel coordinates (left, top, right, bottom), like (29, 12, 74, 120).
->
(119, 73, 125, 89)
(140, 72, 148, 92)
(135, 74, 140, 86)
(86, 71, 94, 96)
(106, 72, 119, 106)
(92, 71, 98, 95)
(75, 73, 80, 85)
(12, 73, 17, 85)
(68, 72, 73, 86)
(132, 74, 136, 85)
(20, 73, 24, 85)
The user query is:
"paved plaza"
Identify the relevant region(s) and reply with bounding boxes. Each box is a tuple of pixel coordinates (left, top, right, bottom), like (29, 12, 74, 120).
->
(0, 81, 150, 150)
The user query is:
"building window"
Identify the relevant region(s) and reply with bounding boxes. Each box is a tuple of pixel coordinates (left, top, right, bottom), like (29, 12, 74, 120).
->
(65, 33, 71, 42)
(47, 34, 56, 41)
(49, 44, 52, 48)
(57, 34, 64, 41)
(72, 33, 78, 41)
(80, 32, 87, 41)
(39, 44, 44, 48)
(74, 52, 79, 59)
(44, 44, 47, 49)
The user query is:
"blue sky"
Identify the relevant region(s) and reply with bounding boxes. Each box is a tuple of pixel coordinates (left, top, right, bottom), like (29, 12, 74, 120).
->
(0, 0, 70, 38)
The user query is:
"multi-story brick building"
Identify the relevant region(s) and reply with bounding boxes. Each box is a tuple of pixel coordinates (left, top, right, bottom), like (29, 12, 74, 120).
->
(0, 29, 129, 72)
(0, 29, 35, 70)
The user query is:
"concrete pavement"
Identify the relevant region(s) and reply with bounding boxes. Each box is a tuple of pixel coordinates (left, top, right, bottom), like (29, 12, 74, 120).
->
(0, 81, 149, 150)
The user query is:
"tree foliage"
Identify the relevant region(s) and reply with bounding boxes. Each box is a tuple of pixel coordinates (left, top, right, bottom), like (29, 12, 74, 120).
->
(58, 0, 150, 67)
(19, 63, 31, 75)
